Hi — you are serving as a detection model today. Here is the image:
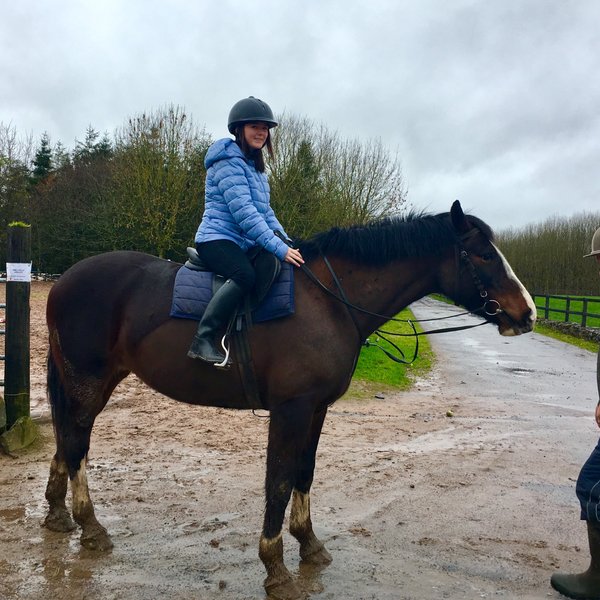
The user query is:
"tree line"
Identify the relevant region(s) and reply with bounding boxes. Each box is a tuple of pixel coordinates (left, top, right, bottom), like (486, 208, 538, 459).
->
(0, 106, 407, 274)
(1, 105, 598, 296)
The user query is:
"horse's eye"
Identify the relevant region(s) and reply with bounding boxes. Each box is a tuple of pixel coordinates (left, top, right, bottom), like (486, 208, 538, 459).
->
(480, 252, 496, 262)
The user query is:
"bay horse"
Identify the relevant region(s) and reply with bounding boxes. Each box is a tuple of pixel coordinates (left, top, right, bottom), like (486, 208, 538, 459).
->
(43, 200, 535, 599)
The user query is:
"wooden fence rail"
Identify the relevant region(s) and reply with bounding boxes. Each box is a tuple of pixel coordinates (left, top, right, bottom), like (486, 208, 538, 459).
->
(532, 293, 600, 328)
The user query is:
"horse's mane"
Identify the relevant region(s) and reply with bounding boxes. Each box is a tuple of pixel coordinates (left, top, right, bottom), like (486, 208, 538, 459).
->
(297, 211, 494, 265)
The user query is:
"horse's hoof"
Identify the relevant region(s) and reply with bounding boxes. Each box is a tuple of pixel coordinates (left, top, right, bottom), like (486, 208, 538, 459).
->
(80, 526, 113, 551)
(264, 576, 304, 600)
(301, 544, 332, 566)
(43, 510, 77, 533)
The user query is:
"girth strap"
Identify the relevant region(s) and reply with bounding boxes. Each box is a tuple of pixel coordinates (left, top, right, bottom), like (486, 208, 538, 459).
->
(231, 316, 264, 410)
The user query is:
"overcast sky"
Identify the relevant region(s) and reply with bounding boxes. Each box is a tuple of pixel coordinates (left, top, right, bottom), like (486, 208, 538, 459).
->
(1, 0, 599, 231)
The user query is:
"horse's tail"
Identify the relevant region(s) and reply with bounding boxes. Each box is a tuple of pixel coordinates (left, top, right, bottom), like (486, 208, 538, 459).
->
(46, 334, 69, 448)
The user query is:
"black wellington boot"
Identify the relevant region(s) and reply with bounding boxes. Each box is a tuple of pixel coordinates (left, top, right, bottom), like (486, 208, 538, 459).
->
(551, 521, 600, 599)
(187, 279, 244, 365)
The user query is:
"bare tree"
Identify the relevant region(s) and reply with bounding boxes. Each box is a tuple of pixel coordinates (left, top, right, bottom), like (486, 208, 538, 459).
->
(269, 115, 408, 239)
(0, 123, 34, 263)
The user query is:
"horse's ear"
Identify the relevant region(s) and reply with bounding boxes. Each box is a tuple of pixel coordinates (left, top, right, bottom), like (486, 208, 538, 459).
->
(450, 199, 470, 235)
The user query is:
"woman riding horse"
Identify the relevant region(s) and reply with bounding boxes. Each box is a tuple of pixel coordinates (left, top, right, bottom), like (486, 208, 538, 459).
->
(43, 201, 536, 600)
(187, 96, 304, 365)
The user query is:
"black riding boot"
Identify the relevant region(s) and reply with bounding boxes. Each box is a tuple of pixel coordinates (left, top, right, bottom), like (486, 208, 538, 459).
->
(187, 279, 244, 365)
(551, 521, 600, 599)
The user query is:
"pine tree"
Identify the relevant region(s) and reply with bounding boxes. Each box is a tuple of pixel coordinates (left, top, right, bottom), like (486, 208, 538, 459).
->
(30, 132, 53, 185)
(94, 132, 113, 160)
(53, 141, 71, 170)
(73, 127, 114, 165)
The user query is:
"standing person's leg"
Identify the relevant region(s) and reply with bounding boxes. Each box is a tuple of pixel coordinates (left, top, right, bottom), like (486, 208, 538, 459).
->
(551, 440, 600, 599)
(187, 240, 255, 365)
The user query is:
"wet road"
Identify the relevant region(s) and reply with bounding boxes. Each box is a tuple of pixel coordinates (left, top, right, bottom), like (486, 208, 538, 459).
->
(411, 296, 599, 467)
(387, 296, 600, 599)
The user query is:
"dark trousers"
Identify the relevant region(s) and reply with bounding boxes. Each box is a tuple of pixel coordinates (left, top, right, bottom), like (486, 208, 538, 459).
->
(577, 438, 600, 522)
(196, 240, 256, 293)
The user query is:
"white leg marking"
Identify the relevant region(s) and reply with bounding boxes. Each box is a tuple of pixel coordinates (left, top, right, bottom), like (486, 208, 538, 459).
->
(72, 458, 91, 516)
(259, 532, 283, 561)
(290, 490, 310, 534)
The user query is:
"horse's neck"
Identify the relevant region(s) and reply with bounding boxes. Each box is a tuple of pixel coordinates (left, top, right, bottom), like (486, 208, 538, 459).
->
(321, 257, 438, 335)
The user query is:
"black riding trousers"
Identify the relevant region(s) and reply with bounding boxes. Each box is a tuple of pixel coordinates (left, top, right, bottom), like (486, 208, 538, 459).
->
(196, 240, 256, 292)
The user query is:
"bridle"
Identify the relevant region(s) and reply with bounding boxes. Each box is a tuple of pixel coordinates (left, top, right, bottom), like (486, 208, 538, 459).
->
(292, 228, 505, 365)
(454, 227, 501, 316)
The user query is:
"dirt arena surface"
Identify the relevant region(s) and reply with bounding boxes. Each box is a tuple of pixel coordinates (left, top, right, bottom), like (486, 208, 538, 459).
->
(1, 283, 598, 599)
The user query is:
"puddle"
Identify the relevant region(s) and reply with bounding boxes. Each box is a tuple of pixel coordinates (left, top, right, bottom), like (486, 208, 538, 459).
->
(503, 367, 535, 375)
(0, 507, 26, 521)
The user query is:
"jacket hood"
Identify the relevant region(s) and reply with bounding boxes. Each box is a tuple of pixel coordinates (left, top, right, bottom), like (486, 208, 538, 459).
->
(204, 138, 245, 169)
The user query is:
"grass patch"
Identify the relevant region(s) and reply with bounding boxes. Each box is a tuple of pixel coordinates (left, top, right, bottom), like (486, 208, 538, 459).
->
(533, 322, 599, 354)
(351, 307, 434, 390)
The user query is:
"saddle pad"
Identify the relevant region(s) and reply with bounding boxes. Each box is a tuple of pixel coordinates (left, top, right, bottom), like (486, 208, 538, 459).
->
(170, 263, 294, 323)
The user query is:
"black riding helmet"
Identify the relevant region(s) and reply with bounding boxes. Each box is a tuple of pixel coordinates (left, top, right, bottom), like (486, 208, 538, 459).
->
(227, 97, 278, 134)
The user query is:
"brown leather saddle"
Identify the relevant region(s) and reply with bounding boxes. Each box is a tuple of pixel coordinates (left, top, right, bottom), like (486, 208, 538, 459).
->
(184, 246, 281, 409)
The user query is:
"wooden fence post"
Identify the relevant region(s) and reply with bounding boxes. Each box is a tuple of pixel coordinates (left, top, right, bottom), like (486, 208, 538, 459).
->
(4, 223, 31, 429)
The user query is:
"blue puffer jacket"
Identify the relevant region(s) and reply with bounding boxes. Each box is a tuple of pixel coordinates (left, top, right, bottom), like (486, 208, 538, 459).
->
(195, 138, 289, 261)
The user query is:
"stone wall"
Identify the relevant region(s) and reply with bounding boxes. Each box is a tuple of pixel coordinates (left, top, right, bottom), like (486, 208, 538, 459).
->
(537, 319, 600, 343)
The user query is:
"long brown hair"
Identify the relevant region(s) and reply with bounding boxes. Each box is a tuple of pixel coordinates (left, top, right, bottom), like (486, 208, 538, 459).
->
(234, 124, 274, 173)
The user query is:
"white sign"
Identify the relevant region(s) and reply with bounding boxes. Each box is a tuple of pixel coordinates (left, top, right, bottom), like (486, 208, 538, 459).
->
(6, 262, 32, 282)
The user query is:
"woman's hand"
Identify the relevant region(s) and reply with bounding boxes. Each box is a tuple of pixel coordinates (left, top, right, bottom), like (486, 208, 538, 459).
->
(284, 247, 304, 267)
(595, 402, 600, 429)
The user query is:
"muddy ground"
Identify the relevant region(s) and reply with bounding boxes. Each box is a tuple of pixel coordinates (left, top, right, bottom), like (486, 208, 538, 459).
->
(1, 283, 598, 599)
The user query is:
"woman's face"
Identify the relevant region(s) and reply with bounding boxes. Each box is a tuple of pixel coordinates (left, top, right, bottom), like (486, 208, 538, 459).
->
(243, 122, 269, 150)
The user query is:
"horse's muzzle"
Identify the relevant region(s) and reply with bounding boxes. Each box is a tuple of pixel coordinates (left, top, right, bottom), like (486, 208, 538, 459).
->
(497, 308, 536, 336)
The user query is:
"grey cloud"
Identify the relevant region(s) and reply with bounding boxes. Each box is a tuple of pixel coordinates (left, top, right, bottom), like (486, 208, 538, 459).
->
(1, 0, 598, 230)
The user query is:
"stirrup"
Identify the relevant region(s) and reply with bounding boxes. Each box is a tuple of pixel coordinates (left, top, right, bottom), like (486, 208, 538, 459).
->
(214, 335, 231, 369)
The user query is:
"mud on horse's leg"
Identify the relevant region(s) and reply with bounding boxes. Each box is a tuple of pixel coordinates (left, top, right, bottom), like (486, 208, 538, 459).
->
(44, 454, 76, 532)
(289, 406, 332, 566)
(71, 457, 113, 551)
(45, 375, 113, 550)
(259, 398, 315, 600)
(290, 491, 332, 565)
